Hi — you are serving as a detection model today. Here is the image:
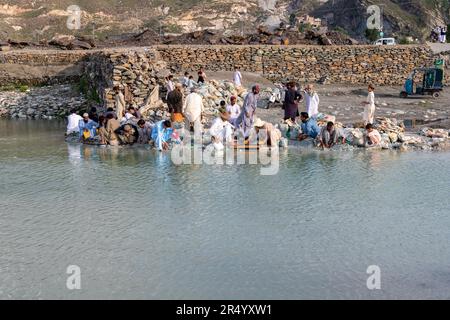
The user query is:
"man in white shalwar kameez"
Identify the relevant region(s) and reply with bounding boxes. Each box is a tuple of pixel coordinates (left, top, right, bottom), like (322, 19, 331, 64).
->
(363, 84, 376, 125)
(209, 107, 234, 151)
(304, 84, 320, 119)
(183, 87, 204, 133)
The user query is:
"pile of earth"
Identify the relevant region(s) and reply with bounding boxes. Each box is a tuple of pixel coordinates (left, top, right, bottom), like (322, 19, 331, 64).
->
(102, 27, 359, 47)
(2, 27, 359, 51)
(0, 35, 96, 51)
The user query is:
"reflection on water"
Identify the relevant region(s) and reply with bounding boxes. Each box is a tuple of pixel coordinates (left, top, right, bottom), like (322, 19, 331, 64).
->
(1, 120, 450, 300)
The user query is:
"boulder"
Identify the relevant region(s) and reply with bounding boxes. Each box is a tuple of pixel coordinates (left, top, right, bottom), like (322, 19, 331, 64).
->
(49, 35, 76, 48)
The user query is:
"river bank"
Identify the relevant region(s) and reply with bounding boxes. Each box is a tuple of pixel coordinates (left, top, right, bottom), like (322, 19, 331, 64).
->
(1, 119, 450, 299)
(1, 78, 449, 129)
(0, 84, 89, 119)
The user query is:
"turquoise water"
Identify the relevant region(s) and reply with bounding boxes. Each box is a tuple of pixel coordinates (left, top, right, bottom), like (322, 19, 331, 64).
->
(1, 120, 450, 299)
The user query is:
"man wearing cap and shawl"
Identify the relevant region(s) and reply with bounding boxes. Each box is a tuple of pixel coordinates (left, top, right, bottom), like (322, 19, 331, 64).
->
(78, 113, 98, 140)
(209, 106, 234, 150)
(235, 84, 260, 138)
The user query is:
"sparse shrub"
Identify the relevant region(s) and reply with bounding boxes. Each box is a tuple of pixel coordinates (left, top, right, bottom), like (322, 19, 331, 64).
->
(365, 28, 380, 42)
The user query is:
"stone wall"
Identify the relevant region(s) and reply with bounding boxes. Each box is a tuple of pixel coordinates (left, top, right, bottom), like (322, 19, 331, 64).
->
(157, 45, 435, 85)
(0, 50, 90, 86)
(0, 45, 439, 106)
(84, 49, 167, 109)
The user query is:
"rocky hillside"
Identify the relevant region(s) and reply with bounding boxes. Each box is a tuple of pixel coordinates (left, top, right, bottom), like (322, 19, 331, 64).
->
(0, 0, 448, 43)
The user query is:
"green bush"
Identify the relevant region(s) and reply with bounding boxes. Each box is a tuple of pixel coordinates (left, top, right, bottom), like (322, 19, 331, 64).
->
(76, 77, 101, 103)
(299, 23, 313, 33)
(18, 85, 29, 92)
(365, 28, 380, 42)
(399, 37, 412, 45)
(0, 84, 29, 92)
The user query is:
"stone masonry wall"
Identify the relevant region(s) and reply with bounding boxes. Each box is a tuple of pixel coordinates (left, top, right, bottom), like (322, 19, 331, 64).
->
(0, 50, 90, 86)
(157, 45, 435, 85)
(0, 45, 438, 108)
(84, 48, 167, 109)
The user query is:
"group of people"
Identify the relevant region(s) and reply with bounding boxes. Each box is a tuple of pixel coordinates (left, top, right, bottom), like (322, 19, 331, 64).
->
(66, 106, 176, 151)
(67, 64, 383, 151)
(166, 68, 209, 96)
(163, 80, 281, 150)
(431, 26, 447, 43)
(282, 82, 378, 148)
(166, 66, 243, 95)
(283, 82, 320, 121)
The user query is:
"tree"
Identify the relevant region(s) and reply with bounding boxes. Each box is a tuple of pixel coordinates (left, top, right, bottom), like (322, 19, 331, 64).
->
(365, 28, 380, 42)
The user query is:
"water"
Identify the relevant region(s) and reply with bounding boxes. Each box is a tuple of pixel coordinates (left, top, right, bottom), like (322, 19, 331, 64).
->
(1, 119, 450, 300)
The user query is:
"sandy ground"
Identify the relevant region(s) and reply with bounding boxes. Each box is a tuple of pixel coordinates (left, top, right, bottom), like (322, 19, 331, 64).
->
(209, 70, 450, 130)
(427, 42, 450, 54)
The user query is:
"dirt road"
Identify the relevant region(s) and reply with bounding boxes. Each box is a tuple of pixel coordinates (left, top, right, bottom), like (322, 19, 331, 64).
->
(208, 70, 450, 130)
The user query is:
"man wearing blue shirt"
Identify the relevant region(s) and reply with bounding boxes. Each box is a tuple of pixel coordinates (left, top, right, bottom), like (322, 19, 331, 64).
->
(299, 112, 320, 141)
(151, 120, 174, 151)
(78, 113, 98, 140)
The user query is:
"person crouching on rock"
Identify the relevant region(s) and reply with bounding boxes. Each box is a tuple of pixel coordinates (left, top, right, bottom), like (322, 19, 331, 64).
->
(136, 119, 154, 145)
(365, 123, 382, 147)
(114, 124, 139, 146)
(298, 112, 320, 142)
(151, 120, 174, 151)
(253, 118, 282, 147)
(318, 122, 345, 149)
(101, 113, 121, 146)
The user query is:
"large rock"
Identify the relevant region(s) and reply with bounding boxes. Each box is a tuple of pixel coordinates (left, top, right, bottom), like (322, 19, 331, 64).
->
(49, 35, 76, 48)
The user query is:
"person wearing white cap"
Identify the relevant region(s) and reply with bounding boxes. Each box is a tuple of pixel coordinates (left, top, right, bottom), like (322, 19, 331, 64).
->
(78, 113, 98, 140)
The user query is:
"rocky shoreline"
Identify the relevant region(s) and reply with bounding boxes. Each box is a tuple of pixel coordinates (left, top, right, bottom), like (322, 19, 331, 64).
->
(0, 84, 89, 119)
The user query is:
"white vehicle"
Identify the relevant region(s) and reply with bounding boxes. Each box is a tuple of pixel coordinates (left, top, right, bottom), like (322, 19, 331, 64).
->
(374, 38, 396, 45)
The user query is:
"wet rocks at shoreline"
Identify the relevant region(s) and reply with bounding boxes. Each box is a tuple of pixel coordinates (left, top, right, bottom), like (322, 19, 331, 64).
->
(0, 84, 89, 120)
